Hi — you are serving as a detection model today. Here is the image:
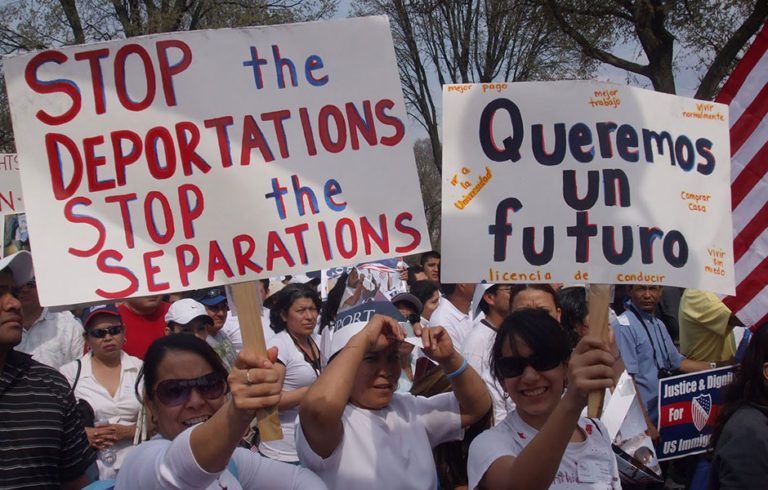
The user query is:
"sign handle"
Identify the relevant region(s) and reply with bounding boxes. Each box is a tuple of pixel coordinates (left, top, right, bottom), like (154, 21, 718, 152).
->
(587, 283, 611, 418)
(230, 281, 283, 441)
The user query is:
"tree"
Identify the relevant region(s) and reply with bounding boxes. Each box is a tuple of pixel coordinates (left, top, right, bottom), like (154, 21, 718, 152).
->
(413, 138, 442, 250)
(0, 0, 338, 151)
(540, 0, 768, 99)
(351, 0, 592, 176)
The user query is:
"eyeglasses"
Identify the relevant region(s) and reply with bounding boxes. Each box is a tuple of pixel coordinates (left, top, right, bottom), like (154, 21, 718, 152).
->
(153, 372, 227, 407)
(496, 352, 563, 378)
(88, 325, 125, 338)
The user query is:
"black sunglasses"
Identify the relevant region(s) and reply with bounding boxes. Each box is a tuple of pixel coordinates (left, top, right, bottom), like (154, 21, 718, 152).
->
(88, 325, 125, 338)
(496, 352, 563, 378)
(153, 372, 227, 407)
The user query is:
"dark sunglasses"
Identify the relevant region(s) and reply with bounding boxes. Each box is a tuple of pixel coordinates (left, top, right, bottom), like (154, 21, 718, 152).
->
(496, 352, 563, 378)
(88, 325, 125, 338)
(153, 372, 227, 407)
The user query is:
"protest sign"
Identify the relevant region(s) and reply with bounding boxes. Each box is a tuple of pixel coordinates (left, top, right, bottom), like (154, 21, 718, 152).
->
(0, 154, 23, 217)
(657, 366, 735, 460)
(3, 16, 429, 307)
(441, 82, 734, 294)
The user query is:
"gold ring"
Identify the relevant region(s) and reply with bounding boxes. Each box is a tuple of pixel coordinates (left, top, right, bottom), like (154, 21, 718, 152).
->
(245, 369, 252, 386)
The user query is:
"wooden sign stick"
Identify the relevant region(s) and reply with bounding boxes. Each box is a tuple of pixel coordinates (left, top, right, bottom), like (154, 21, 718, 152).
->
(230, 281, 283, 441)
(587, 283, 612, 418)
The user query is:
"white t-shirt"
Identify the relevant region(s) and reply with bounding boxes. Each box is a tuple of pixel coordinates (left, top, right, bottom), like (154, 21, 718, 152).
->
(467, 410, 620, 489)
(462, 319, 514, 424)
(296, 392, 463, 490)
(116, 426, 326, 489)
(259, 331, 319, 462)
(429, 299, 474, 353)
(60, 351, 143, 479)
(17, 308, 84, 369)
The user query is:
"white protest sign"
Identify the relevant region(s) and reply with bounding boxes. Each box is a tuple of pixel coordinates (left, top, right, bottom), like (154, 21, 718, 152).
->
(442, 81, 734, 294)
(0, 154, 23, 216)
(4, 16, 429, 307)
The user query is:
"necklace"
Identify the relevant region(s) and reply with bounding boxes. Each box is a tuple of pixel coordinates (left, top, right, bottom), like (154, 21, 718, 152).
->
(288, 332, 321, 376)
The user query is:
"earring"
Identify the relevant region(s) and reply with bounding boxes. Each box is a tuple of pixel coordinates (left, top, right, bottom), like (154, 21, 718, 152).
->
(502, 392, 509, 399)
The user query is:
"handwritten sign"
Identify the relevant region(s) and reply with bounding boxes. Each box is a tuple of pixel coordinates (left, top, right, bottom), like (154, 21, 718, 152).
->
(441, 82, 734, 294)
(0, 154, 23, 216)
(657, 367, 735, 460)
(3, 16, 429, 306)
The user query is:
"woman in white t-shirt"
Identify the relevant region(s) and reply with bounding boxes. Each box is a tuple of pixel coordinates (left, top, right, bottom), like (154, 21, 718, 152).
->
(259, 283, 322, 462)
(60, 304, 142, 480)
(116, 334, 325, 489)
(467, 309, 620, 489)
(296, 305, 492, 489)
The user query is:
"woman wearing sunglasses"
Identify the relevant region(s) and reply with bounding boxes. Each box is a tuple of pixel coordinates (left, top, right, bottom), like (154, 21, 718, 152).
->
(467, 309, 620, 489)
(116, 334, 325, 489)
(259, 283, 322, 462)
(59, 304, 142, 480)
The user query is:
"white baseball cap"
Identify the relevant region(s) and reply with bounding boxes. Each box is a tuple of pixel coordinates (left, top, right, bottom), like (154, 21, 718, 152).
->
(0, 251, 33, 285)
(165, 298, 212, 325)
(328, 301, 408, 360)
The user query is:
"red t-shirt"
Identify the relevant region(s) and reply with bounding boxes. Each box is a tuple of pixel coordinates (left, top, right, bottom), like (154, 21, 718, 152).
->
(118, 302, 170, 360)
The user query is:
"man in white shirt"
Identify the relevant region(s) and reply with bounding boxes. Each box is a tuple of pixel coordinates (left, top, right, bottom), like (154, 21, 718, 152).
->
(16, 276, 84, 369)
(429, 283, 476, 353)
(462, 284, 514, 424)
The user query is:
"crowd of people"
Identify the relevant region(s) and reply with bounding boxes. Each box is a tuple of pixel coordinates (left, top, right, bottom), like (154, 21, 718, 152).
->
(0, 248, 765, 489)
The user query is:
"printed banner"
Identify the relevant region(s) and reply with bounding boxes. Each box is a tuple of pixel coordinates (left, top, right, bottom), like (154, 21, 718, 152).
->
(0, 154, 23, 217)
(3, 16, 429, 306)
(442, 82, 734, 294)
(657, 366, 736, 460)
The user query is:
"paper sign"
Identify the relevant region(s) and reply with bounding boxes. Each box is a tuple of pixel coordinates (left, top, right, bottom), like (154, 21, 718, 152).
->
(657, 366, 735, 460)
(0, 154, 23, 216)
(3, 16, 429, 306)
(442, 82, 734, 294)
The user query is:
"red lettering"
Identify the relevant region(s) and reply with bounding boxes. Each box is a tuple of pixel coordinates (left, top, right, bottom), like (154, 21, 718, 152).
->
(261, 110, 291, 159)
(155, 40, 192, 107)
(96, 249, 139, 299)
(74, 48, 110, 114)
(25, 50, 81, 125)
(233, 234, 264, 275)
(241, 115, 274, 165)
(207, 240, 234, 281)
(144, 191, 174, 244)
(105, 193, 138, 248)
(145, 127, 176, 179)
(394, 212, 421, 253)
(376, 99, 405, 147)
(114, 44, 156, 112)
(111, 130, 142, 186)
(360, 214, 389, 255)
(175, 244, 199, 287)
(346, 100, 376, 150)
(176, 121, 210, 176)
(178, 184, 204, 239)
(285, 223, 309, 265)
(84, 135, 115, 193)
(266, 231, 295, 270)
(317, 221, 333, 260)
(144, 250, 169, 292)
(318, 104, 346, 153)
(203, 116, 234, 167)
(299, 107, 317, 156)
(46, 133, 83, 200)
(335, 217, 357, 259)
(64, 197, 105, 257)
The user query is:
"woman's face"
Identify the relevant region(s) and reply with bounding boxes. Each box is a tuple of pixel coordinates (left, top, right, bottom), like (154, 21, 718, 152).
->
(350, 343, 400, 410)
(147, 350, 226, 440)
(510, 289, 560, 320)
(85, 314, 125, 358)
(421, 290, 440, 320)
(280, 297, 318, 338)
(500, 335, 566, 427)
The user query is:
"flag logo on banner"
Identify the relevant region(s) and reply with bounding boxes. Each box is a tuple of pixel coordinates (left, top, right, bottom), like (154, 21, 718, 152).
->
(691, 393, 712, 432)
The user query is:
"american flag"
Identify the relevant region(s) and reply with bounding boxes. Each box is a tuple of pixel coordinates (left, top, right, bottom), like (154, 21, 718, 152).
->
(717, 21, 768, 328)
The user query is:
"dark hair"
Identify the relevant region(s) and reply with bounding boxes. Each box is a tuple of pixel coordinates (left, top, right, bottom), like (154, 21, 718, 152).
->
(557, 286, 587, 348)
(440, 283, 458, 296)
(710, 323, 768, 450)
(320, 272, 348, 333)
(406, 265, 425, 287)
(138, 334, 229, 401)
(509, 284, 558, 311)
(410, 280, 439, 306)
(478, 285, 500, 315)
(491, 309, 571, 384)
(419, 251, 440, 265)
(269, 283, 321, 333)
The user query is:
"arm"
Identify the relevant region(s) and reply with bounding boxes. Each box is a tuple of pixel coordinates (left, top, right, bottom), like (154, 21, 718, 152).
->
(421, 326, 491, 427)
(278, 385, 310, 410)
(299, 314, 404, 458)
(479, 337, 615, 490)
(189, 348, 282, 473)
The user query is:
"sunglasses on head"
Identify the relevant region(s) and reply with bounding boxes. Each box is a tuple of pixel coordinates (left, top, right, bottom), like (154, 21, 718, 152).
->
(153, 372, 227, 407)
(88, 325, 124, 338)
(496, 352, 563, 378)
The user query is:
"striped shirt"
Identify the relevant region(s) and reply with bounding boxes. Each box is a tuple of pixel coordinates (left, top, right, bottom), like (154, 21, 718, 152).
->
(0, 350, 95, 489)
